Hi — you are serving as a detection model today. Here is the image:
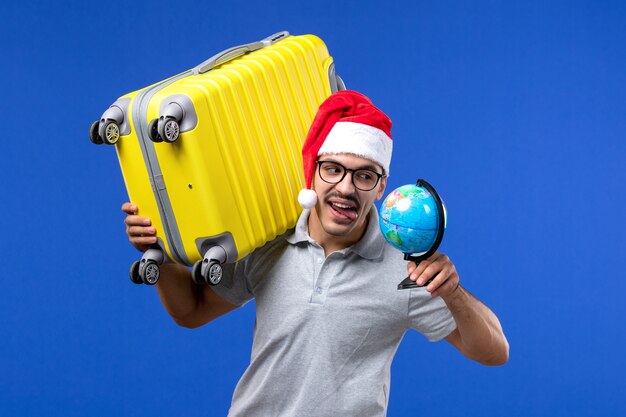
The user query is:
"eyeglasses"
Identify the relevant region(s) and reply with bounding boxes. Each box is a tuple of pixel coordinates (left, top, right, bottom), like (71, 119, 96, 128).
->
(317, 160, 385, 191)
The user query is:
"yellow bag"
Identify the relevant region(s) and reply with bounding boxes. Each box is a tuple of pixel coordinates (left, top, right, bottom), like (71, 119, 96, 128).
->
(90, 31, 344, 285)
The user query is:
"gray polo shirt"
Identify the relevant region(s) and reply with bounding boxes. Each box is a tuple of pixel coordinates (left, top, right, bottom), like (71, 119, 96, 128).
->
(212, 208, 456, 417)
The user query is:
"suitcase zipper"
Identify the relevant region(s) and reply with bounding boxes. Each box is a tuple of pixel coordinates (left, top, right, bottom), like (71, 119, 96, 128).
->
(132, 71, 194, 265)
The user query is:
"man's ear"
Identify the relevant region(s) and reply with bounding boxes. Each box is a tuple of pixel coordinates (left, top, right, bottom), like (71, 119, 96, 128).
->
(376, 176, 388, 201)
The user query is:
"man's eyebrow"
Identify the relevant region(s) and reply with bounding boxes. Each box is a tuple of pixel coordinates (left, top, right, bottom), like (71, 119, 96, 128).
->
(358, 164, 381, 172)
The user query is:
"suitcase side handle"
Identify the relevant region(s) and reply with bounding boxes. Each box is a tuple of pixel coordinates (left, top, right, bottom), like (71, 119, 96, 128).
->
(194, 31, 290, 74)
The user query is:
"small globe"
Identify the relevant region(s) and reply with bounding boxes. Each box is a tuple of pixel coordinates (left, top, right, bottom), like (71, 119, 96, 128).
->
(379, 183, 446, 255)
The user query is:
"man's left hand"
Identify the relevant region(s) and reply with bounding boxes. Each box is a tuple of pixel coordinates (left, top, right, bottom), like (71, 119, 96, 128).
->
(406, 252, 459, 298)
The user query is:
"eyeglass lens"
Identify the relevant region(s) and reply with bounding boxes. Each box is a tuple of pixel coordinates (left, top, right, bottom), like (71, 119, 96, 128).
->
(318, 161, 382, 191)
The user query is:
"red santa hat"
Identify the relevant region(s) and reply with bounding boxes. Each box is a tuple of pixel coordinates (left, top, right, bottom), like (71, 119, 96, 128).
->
(298, 90, 393, 209)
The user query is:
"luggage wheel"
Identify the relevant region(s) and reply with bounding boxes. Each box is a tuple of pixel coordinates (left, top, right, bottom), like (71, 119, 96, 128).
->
(102, 120, 120, 145)
(129, 261, 142, 284)
(192, 246, 227, 286)
(157, 101, 184, 143)
(158, 117, 180, 143)
(89, 120, 104, 145)
(141, 260, 160, 285)
(129, 248, 164, 286)
(148, 119, 163, 143)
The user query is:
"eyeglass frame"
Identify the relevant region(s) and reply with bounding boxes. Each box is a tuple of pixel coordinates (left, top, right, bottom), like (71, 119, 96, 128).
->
(316, 159, 386, 191)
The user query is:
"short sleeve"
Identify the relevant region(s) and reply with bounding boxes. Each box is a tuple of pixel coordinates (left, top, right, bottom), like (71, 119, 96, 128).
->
(209, 259, 254, 307)
(408, 288, 457, 341)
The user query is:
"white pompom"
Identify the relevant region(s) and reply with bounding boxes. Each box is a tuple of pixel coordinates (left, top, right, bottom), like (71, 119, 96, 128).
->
(298, 189, 318, 209)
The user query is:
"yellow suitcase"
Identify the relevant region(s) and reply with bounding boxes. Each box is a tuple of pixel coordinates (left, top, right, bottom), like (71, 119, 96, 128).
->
(90, 31, 345, 285)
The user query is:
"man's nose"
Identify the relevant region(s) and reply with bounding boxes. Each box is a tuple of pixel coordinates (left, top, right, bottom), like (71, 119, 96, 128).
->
(335, 171, 356, 194)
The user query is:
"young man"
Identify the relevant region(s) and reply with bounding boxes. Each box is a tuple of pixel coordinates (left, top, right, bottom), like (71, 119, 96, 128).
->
(122, 90, 508, 416)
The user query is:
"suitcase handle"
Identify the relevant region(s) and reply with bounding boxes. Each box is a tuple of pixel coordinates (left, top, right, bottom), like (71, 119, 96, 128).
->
(194, 31, 290, 74)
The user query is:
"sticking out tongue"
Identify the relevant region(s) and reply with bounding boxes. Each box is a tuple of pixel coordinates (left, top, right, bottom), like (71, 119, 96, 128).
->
(330, 202, 359, 221)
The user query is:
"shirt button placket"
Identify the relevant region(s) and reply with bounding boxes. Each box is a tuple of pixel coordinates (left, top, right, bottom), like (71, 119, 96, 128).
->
(310, 248, 327, 304)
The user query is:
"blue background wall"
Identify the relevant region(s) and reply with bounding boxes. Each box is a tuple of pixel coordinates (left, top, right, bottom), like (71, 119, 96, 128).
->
(1, 1, 624, 416)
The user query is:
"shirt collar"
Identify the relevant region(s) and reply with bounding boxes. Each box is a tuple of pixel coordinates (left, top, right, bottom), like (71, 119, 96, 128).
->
(284, 207, 386, 260)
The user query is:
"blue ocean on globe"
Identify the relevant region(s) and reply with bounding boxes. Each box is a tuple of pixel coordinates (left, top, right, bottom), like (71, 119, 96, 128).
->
(379, 184, 446, 255)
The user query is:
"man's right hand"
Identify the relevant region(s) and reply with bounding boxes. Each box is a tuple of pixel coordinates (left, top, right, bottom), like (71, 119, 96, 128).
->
(122, 202, 158, 252)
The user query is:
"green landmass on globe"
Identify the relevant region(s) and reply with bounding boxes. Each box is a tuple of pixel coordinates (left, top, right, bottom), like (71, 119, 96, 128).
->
(384, 229, 403, 247)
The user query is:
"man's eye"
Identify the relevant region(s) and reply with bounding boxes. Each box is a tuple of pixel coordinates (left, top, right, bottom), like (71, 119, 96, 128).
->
(324, 166, 342, 174)
(357, 171, 374, 181)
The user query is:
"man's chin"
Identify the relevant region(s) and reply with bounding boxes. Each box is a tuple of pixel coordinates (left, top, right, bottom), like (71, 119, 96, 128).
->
(321, 225, 353, 238)
(322, 215, 365, 237)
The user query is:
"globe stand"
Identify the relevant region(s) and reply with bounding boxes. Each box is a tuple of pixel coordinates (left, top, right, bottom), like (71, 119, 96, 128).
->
(397, 179, 446, 290)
